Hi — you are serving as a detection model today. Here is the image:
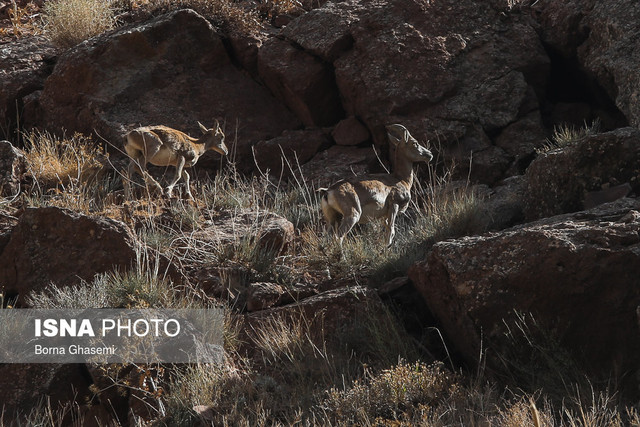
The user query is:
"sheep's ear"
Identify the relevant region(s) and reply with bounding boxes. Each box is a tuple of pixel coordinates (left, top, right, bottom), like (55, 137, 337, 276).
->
(386, 124, 408, 146)
(198, 121, 208, 133)
(213, 119, 221, 130)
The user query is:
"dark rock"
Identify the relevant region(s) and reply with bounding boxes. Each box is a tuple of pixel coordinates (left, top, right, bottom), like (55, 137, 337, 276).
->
(246, 282, 286, 312)
(246, 282, 319, 312)
(0, 140, 26, 197)
(282, 0, 549, 183)
(253, 129, 331, 178)
(0, 207, 139, 301)
(36, 10, 300, 172)
(524, 127, 640, 219)
(301, 145, 380, 187)
(536, 0, 639, 126)
(494, 111, 547, 174)
(258, 36, 344, 127)
(331, 116, 370, 146)
(244, 285, 386, 346)
(0, 364, 93, 420)
(409, 198, 640, 382)
(483, 175, 527, 230)
(0, 35, 56, 134)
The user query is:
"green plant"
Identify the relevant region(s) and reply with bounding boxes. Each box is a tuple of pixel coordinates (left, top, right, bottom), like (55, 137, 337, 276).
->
(43, 0, 115, 48)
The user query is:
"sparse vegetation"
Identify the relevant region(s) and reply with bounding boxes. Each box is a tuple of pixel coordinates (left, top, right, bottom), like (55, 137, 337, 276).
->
(538, 118, 602, 153)
(4, 128, 638, 425)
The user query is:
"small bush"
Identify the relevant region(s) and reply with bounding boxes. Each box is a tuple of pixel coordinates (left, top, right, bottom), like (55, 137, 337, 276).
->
(43, 0, 115, 48)
(24, 130, 105, 189)
(322, 361, 456, 424)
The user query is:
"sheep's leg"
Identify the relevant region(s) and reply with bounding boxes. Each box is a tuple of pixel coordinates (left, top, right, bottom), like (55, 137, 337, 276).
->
(336, 207, 361, 246)
(166, 156, 186, 198)
(123, 157, 142, 197)
(321, 199, 341, 236)
(133, 135, 163, 195)
(182, 168, 194, 200)
(385, 204, 399, 247)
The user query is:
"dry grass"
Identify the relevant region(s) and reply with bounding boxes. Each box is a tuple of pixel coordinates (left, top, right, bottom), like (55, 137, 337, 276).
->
(0, 1, 42, 40)
(7, 130, 640, 426)
(118, 0, 262, 35)
(537, 119, 601, 153)
(321, 361, 456, 424)
(43, 0, 115, 48)
(23, 130, 106, 189)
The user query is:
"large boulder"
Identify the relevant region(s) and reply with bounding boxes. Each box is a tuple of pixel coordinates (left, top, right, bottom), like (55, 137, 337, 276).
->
(524, 127, 640, 219)
(536, 0, 640, 127)
(258, 37, 344, 127)
(301, 145, 380, 188)
(279, 0, 549, 183)
(409, 198, 640, 382)
(35, 9, 300, 172)
(0, 207, 139, 301)
(0, 364, 95, 421)
(252, 128, 331, 178)
(0, 35, 55, 133)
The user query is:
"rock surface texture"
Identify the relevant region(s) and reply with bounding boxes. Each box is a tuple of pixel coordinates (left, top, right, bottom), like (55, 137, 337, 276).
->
(525, 127, 640, 219)
(536, 0, 639, 128)
(0, 207, 139, 300)
(36, 9, 300, 171)
(409, 198, 640, 381)
(280, 0, 549, 183)
(0, 36, 55, 133)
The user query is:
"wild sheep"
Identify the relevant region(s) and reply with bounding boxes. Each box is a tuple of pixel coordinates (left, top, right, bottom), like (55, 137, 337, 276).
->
(318, 124, 433, 246)
(123, 121, 227, 199)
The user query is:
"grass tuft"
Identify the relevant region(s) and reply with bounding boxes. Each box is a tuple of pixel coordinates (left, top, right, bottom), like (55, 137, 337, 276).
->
(537, 119, 601, 153)
(43, 0, 115, 48)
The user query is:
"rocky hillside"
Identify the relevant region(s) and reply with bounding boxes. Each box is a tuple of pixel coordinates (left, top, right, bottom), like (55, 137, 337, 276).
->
(0, 0, 639, 424)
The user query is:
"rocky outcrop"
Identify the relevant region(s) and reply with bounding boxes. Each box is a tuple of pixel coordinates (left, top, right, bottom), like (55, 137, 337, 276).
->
(0, 35, 55, 133)
(192, 209, 295, 253)
(246, 281, 318, 312)
(244, 285, 388, 348)
(0, 207, 139, 301)
(524, 127, 640, 219)
(253, 129, 331, 178)
(35, 9, 300, 172)
(279, 0, 549, 183)
(536, 0, 640, 127)
(332, 116, 370, 146)
(258, 37, 344, 127)
(301, 145, 380, 187)
(409, 198, 640, 380)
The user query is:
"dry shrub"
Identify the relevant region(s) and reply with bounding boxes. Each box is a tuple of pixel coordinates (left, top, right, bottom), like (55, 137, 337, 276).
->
(0, 1, 42, 39)
(23, 130, 105, 189)
(43, 0, 115, 48)
(122, 0, 261, 35)
(322, 361, 456, 424)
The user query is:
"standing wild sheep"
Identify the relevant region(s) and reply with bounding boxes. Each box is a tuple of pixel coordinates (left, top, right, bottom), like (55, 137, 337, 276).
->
(318, 124, 433, 246)
(123, 121, 228, 199)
